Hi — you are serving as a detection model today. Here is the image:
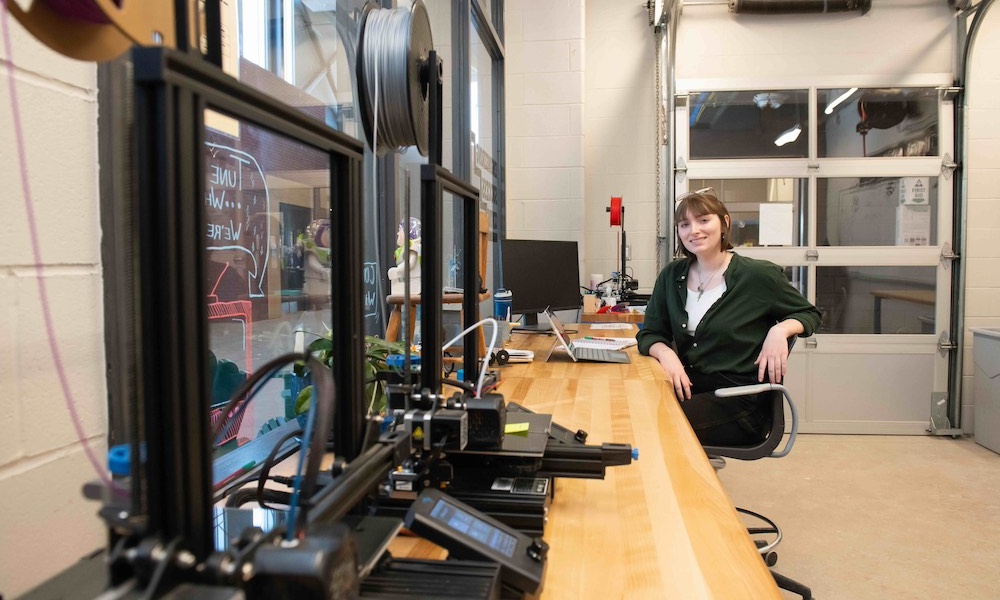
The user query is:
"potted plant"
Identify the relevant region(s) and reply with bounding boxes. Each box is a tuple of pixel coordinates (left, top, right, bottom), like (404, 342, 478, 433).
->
(293, 334, 407, 421)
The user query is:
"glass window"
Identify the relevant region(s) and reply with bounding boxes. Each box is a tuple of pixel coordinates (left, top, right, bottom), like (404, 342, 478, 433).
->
(688, 178, 807, 247)
(818, 177, 937, 247)
(688, 90, 809, 159)
(233, 0, 365, 134)
(817, 266, 935, 334)
(471, 18, 498, 299)
(817, 87, 938, 158)
(204, 111, 332, 465)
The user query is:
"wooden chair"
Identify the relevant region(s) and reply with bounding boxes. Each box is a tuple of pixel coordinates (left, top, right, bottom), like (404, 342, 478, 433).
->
(385, 211, 491, 363)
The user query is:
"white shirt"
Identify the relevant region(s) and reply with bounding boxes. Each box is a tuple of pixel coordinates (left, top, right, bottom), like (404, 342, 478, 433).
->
(685, 282, 727, 334)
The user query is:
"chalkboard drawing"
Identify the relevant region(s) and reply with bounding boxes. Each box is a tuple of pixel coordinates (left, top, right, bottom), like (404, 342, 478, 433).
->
(388, 217, 422, 296)
(299, 219, 332, 300)
(205, 143, 271, 298)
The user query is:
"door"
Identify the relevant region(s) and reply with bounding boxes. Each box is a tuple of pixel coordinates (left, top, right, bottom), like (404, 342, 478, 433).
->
(675, 87, 953, 434)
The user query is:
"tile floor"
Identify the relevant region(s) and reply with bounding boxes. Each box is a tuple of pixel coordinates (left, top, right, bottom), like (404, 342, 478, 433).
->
(718, 434, 1000, 599)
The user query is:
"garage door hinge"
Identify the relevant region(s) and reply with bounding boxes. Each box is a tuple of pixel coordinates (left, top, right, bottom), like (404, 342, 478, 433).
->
(937, 331, 957, 356)
(940, 243, 958, 266)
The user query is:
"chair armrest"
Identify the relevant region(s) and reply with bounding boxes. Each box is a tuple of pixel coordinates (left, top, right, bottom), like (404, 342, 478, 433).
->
(713, 383, 799, 458)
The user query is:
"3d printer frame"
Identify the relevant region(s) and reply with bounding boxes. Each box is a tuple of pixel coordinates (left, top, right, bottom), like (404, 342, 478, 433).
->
(127, 46, 367, 568)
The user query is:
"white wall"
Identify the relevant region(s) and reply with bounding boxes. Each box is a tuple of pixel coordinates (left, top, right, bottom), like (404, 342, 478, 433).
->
(964, 8, 1000, 425)
(504, 0, 657, 293)
(675, 1, 953, 86)
(584, 0, 657, 292)
(0, 13, 107, 597)
(504, 0, 586, 266)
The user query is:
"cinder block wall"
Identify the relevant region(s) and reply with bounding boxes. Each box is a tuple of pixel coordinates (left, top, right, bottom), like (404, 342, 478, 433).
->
(0, 13, 107, 596)
(503, 0, 586, 277)
(583, 0, 656, 293)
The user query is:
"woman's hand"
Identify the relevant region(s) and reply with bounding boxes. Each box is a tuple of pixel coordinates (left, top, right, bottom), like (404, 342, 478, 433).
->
(754, 320, 803, 383)
(650, 342, 692, 401)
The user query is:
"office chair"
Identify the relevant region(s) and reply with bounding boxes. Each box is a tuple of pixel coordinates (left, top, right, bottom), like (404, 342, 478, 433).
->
(385, 211, 490, 363)
(703, 344, 813, 600)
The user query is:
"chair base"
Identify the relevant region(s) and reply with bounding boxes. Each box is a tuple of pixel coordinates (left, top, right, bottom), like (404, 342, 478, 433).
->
(736, 507, 812, 599)
(771, 569, 812, 599)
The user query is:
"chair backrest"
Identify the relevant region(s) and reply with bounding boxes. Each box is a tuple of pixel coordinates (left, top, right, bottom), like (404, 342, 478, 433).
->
(702, 337, 799, 461)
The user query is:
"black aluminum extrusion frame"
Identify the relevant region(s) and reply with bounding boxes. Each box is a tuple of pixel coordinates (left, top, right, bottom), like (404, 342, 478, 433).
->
(130, 46, 366, 564)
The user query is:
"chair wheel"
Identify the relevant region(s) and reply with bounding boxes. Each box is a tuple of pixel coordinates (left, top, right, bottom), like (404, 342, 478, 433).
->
(496, 349, 510, 365)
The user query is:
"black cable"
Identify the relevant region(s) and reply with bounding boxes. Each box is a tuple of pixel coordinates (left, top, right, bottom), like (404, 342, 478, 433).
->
(211, 352, 306, 446)
(257, 427, 304, 510)
(442, 377, 475, 392)
(296, 357, 336, 516)
(226, 486, 293, 509)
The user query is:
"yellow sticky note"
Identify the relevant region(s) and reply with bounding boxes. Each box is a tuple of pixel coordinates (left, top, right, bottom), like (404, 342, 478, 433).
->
(505, 422, 530, 434)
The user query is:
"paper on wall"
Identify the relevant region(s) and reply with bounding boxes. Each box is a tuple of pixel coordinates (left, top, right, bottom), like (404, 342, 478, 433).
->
(758, 203, 793, 246)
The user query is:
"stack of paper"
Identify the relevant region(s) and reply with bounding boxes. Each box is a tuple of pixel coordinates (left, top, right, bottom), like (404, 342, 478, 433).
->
(505, 349, 534, 363)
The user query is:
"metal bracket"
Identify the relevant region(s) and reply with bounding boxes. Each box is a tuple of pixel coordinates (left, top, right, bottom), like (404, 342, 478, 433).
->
(804, 338, 817, 349)
(674, 156, 687, 183)
(805, 249, 819, 261)
(940, 242, 958, 267)
(937, 86, 961, 102)
(937, 331, 957, 357)
(807, 163, 820, 170)
(941, 153, 959, 180)
(928, 392, 963, 437)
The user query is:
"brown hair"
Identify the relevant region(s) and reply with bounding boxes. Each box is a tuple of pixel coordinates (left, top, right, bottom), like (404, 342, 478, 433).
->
(674, 189, 733, 259)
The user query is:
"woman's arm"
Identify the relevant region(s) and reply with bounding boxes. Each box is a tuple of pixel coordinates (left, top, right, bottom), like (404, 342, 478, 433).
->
(649, 341, 692, 401)
(754, 318, 804, 383)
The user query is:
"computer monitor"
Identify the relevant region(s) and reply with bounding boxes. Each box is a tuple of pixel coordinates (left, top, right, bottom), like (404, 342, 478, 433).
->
(500, 239, 582, 330)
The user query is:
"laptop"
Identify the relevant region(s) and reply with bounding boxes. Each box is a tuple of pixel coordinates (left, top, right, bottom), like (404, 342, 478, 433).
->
(543, 308, 631, 364)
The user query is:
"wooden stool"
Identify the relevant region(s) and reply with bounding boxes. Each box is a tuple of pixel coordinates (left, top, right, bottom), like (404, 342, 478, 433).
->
(385, 292, 488, 364)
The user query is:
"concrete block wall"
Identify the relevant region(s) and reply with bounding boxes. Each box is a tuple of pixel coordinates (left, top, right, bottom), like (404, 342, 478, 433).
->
(963, 9, 1000, 430)
(583, 0, 656, 292)
(503, 0, 656, 292)
(0, 11, 107, 596)
(504, 0, 586, 278)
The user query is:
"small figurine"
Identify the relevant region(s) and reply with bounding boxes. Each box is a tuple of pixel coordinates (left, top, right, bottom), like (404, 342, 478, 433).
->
(300, 219, 331, 299)
(388, 217, 421, 296)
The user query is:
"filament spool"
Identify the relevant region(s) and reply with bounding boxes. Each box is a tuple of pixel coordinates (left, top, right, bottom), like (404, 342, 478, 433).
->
(8, 0, 175, 62)
(609, 196, 623, 227)
(357, 0, 434, 156)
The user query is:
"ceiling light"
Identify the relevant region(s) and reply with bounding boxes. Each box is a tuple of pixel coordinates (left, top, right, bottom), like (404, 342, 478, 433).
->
(753, 92, 788, 109)
(824, 87, 858, 115)
(774, 125, 802, 147)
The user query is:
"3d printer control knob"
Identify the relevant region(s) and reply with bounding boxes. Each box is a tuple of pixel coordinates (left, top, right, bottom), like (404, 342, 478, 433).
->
(527, 537, 549, 562)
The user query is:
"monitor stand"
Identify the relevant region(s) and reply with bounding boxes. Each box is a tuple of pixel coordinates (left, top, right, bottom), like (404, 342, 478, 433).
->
(514, 312, 552, 334)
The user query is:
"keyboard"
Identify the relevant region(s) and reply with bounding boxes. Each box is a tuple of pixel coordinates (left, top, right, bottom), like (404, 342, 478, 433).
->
(573, 347, 620, 362)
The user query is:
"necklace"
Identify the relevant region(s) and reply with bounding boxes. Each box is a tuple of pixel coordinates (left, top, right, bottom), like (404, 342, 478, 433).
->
(695, 254, 728, 300)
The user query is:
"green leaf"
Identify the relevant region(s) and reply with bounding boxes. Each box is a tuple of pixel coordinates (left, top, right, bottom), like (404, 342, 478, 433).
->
(294, 385, 314, 415)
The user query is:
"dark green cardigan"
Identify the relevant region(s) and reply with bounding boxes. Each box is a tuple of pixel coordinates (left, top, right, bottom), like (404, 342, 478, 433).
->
(637, 252, 822, 377)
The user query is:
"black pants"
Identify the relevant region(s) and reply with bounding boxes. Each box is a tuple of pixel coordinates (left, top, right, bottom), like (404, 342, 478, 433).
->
(681, 371, 771, 447)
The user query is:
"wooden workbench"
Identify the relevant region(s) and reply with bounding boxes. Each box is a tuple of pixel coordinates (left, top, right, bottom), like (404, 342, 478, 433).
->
(396, 325, 781, 599)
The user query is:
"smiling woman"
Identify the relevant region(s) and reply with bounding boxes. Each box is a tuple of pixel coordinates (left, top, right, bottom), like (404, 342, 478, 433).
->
(637, 188, 822, 447)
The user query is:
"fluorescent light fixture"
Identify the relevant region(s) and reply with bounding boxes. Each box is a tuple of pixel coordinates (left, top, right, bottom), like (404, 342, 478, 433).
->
(774, 125, 802, 147)
(824, 87, 858, 115)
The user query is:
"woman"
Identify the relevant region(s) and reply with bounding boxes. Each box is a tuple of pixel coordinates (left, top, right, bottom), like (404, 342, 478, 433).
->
(636, 189, 822, 446)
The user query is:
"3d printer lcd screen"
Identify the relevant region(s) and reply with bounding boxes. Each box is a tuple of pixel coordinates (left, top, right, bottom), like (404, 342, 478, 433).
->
(430, 499, 518, 557)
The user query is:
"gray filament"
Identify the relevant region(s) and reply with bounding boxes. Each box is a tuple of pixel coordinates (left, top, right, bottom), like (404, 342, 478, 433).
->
(362, 7, 417, 153)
